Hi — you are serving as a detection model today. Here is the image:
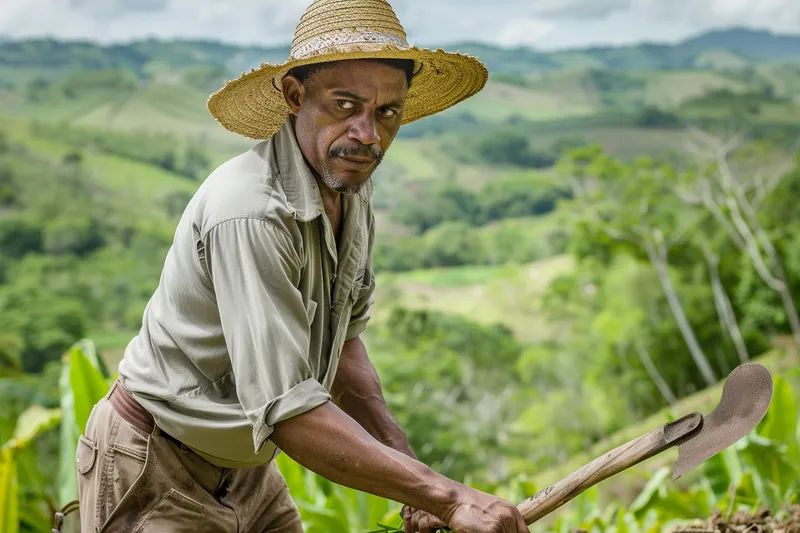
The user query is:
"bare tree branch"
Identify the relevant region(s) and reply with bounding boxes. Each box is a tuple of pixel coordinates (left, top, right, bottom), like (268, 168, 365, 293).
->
(643, 229, 717, 385)
(636, 343, 677, 406)
(703, 244, 750, 364)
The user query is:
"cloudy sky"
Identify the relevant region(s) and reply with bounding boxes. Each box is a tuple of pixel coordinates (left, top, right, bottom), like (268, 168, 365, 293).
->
(1, 0, 799, 50)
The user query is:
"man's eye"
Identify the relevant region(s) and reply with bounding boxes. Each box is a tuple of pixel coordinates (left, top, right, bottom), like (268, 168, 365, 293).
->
(380, 108, 397, 118)
(338, 100, 354, 109)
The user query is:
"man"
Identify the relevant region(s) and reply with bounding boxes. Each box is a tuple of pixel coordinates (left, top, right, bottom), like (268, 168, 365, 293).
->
(75, 0, 529, 532)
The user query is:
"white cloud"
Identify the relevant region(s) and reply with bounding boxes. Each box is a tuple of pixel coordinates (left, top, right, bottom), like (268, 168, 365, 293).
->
(0, 0, 798, 49)
(496, 18, 555, 47)
(524, 0, 632, 20)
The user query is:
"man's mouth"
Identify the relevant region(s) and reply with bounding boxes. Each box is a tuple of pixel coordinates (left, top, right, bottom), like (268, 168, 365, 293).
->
(335, 155, 377, 171)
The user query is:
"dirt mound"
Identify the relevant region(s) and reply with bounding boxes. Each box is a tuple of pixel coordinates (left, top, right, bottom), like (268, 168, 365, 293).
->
(671, 505, 800, 533)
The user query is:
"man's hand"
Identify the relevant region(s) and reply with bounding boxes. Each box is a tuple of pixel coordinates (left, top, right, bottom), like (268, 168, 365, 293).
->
(419, 487, 528, 533)
(402, 505, 446, 533)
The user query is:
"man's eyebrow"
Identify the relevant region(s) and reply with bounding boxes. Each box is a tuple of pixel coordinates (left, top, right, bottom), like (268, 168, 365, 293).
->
(330, 89, 403, 108)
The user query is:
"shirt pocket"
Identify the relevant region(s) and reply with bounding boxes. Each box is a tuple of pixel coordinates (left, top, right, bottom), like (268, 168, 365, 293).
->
(306, 299, 318, 324)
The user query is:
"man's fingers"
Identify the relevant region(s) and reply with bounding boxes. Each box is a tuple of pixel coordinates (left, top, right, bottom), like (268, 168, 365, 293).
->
(418, 513, 447, 533)
(515, 511, 529, 533)
(403, 507, 414, 533)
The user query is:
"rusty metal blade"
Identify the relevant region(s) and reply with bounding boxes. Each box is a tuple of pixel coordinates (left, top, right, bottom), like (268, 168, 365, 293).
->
(672, 362, 773, 480)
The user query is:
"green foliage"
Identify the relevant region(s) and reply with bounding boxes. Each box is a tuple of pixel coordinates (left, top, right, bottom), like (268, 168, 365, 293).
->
(375, 214, 569, 273)
(532, 374, 800, 533)
(390, 182, 479, 234)
(389, 172, 570, 235)
(2, 30, 800, 533)
(480, 172, 571, 222)
(367, 307, 528, 482)
(636, 106, 683, 128)
(472, 130, 558, 168)
(60, 341, 112, 506)
(0, 283, 88, 373)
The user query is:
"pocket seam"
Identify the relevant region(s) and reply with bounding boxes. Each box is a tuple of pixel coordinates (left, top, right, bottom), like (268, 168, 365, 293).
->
(76, 435, 97, 475)
(112, 443, 147, 462)
(133, 488, 206, 533)
(306, 299, 318, 323)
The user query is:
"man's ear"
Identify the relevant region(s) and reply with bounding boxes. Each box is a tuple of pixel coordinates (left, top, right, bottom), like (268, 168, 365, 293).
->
(282, 75, 305, 115)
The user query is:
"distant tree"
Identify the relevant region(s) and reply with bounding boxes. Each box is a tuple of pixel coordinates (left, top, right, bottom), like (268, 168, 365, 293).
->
(636, 106, 682, 128)
(390, 182, 479, 234)
(557, 145, 719, 386)
(162, 190, 194, 218)
(0, 216, 43, 259)
(479, 172, 571, 223)
(421, 221, 483, 268)
(475, 130, 556, 168)
(182, 144, 211, 181)
(0, 284, 88, 373)
(42, 216, 105, 257)
(25, 77, 50, 102)
(62, 151, 83, 165)
(678, 128, 800, 345)
(0, 162, 14, 205)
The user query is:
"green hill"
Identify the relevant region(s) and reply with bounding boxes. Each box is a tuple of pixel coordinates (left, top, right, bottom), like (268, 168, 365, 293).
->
(3, 28, 800, 82)
(445, 28, 800, 74)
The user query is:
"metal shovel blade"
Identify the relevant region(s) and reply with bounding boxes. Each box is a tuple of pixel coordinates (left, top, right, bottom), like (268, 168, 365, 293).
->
(672, 362, 773, 480)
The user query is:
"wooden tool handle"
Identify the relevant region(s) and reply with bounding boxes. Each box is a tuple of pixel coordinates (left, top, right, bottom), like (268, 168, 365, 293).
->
(516, 411, 702, 525)
(434, 412, 701, 532)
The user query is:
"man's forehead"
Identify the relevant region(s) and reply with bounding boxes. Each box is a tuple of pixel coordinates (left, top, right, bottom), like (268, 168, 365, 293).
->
(313, 59, 408, 86)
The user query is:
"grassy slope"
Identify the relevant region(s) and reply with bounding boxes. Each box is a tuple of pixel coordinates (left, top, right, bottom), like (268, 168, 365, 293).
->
(4, 66, 793, 197)
(375, 248, 574, 344)
(0, 82, 254, 163)
(1, 118, 198, 199)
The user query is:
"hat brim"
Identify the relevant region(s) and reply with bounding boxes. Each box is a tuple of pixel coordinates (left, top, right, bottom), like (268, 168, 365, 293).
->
(207, 44, 488, 140)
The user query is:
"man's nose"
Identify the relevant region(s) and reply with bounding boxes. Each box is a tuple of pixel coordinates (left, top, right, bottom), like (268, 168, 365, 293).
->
(348, 112, 380, 146)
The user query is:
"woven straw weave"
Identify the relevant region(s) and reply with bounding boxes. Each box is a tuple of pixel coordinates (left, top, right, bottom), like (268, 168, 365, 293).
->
(207, 0, 488, 140)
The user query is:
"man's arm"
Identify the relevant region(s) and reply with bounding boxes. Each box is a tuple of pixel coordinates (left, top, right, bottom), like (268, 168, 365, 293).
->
(331, 336, 417, 459)
(270, 401, 528, 533)
(205, 217, 527, 532)
(271, 399, 449, 515)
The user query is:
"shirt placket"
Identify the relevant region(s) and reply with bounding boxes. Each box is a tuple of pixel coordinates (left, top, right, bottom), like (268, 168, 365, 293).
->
(319, 194, 364, 390)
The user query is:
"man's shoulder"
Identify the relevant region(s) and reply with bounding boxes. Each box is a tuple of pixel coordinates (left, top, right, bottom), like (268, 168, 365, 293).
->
(191, 141, 296, 238)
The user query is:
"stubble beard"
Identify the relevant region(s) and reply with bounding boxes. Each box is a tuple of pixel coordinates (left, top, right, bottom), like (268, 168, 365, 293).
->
(319, 164, 371, 195)
(321, 146, 383, 195)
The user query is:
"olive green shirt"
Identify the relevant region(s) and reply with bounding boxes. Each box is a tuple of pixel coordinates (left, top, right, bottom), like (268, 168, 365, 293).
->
(118, 116, 376, 468)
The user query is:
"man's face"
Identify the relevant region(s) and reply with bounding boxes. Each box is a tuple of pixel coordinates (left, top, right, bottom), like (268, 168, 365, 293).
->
(283, 59, 409, 195)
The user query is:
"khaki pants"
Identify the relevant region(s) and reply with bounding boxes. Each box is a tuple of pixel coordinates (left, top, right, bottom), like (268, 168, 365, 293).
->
(76, 385, 303, 533)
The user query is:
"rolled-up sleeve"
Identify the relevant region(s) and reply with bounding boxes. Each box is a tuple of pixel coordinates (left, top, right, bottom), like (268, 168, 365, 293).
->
(346, 209, 376, 341)
(204, 217, 331, 454)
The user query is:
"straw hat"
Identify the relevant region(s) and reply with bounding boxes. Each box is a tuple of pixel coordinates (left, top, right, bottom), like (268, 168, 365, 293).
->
(207, 0, 489, 140)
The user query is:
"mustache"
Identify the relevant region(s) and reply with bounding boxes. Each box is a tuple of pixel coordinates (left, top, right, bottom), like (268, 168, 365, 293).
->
(329, 145, 384, 162)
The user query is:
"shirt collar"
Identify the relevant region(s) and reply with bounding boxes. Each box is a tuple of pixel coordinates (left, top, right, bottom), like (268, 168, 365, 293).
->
(272, 114, 374, 223)
(274, 115, 324, 223)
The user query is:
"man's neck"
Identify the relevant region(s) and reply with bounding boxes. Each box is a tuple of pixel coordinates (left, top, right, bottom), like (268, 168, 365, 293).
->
(316, 177, 343, 244)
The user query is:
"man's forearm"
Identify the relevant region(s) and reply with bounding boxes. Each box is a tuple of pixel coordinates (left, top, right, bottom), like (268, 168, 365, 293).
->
(270, 400, 460, 521)
(338, 385, 417, 458)
(331, 337, 417, 458)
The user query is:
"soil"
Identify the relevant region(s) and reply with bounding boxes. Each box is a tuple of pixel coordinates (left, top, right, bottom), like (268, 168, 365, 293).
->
(670, 505, 800, 533)
(569, 505, 800, 533)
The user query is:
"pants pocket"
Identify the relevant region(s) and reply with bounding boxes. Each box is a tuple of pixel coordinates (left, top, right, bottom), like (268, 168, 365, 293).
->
(76, 434, 98, 533)
(133, 489, 206, 533)
(97, 415, 150, 530)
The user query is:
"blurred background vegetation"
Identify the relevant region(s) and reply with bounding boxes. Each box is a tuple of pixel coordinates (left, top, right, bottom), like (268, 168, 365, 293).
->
(1, 27, 800, 533)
